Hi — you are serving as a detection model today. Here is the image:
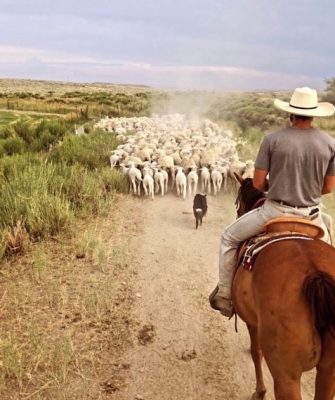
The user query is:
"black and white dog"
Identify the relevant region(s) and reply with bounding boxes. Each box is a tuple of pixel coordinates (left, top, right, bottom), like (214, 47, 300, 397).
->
(193, 194, 208, 229)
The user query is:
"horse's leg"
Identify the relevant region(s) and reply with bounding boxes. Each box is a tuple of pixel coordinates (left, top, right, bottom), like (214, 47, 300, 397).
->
(271, 379, 302, 400)
(247, 324, 266, 399)
(259, 327, 303, 400)
(264, 357, 302, 400)
(314, 331, 335, 400)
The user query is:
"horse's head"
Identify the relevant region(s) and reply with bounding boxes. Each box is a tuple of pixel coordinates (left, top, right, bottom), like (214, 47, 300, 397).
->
(234, 174, 266, 217)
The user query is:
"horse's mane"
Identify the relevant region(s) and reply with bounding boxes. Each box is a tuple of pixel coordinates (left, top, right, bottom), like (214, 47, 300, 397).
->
(236, 178, 265, 213)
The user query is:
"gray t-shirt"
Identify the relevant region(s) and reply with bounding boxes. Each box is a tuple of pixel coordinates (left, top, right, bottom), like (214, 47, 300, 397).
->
(255, 126, 335, 206)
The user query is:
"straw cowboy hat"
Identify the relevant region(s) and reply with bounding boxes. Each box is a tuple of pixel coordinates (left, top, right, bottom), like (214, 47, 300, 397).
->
(274, 87, 335, 117)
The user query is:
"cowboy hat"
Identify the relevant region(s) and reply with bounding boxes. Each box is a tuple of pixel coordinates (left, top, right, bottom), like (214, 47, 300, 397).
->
(274, 87, 335, 117)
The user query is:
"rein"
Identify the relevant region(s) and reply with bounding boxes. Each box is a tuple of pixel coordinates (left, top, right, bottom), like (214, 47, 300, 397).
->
(252, 197, 266, 210)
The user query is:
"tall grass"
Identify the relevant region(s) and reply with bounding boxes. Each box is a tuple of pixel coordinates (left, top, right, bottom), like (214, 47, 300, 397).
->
(0, 90, 153, 121)
(0, 119, 70, 155)
(0, 155, 72, 243)
(0, 326, 74, 390)
(48, 129, 121, 169)
(0, 139, 127, 255)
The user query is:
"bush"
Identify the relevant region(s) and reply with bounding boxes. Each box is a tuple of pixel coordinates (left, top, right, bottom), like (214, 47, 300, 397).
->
(1, 137, 26, 155)
(0, 145, 127, 256)
(99, 167, 128, 194)
(48, 130, 120, 169)
(31, 130, 54, 152)
(50, 163, 101, 213)
(0, 156, 72, 243)
(206, 92, 287, 132)
(13, 121, 34, 144)
(48, 163, 126, 216)
(0, 127, 14, 139)
(0, 157, 72, 244)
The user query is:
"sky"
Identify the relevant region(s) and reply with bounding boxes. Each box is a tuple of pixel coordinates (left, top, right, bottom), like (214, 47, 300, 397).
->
(0, 0, 334, 91)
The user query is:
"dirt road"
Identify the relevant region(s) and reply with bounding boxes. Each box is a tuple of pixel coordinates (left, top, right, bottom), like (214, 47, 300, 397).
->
(117, 192, 316, 400)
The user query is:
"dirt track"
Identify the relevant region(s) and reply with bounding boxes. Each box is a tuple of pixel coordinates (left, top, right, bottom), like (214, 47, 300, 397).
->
(117, 192, 316, 400)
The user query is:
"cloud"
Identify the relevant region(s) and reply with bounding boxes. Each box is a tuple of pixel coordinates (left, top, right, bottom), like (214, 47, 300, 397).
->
(0, 0, 334, 89)
(0, 44, 323, 90)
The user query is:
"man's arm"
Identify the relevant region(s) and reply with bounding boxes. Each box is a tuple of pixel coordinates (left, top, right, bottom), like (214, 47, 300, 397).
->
(253, 168, 268, 192)
(322, 175, 335, 194)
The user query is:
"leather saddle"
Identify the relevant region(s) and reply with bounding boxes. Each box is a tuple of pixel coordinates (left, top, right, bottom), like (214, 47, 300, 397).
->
(236, 216, 324, 271)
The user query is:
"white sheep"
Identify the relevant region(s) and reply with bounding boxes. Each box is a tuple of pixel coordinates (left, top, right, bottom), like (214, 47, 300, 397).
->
(126, 163, 142, 196)
(229, 156, 247, 187)
(175, 167, 187, 200)
(187, 168, 199, 197)
(161, 169, 169, 193)
(142, 168, 155, 200)
(211, 168, 223, 196)
(154, 168, 165, 196)
(157, 153, 175, 187)
(110, 153, 120, 169)
(96, 114, 242, 198)
(217, 163, 230, 191)
(200, 167, 211, 194)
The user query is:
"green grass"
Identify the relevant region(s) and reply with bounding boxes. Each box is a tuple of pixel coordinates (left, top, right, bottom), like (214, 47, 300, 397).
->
(0, 111, 20, 127)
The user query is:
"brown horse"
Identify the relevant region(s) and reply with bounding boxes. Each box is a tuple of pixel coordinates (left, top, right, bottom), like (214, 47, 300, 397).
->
(232, 177, 335, 400)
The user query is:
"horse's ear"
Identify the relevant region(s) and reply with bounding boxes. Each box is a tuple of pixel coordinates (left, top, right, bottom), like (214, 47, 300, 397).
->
(234, 172, 244, 185)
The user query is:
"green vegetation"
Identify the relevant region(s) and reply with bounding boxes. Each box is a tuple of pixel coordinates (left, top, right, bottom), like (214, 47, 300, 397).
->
(0, 118, 126, 258)
(0, 82, 152, 259)
(0, 78, 335, 398)
(48, 129, 120, 169)
(0, 111, 20, 127)
(207, 92, 286, 132)
(0, 119, 68, 155)
(0, 213, 133, 398)
(322, 77, 335, 104)
(0, 90, 153, 123)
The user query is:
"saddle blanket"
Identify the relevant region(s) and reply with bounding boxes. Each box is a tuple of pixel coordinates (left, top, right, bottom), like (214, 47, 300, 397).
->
(238, 232, 313, 271)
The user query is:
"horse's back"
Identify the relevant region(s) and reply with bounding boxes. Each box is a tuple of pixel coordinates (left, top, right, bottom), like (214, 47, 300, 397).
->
(233, 239, 335, 372)
(237, 239, 335, 303)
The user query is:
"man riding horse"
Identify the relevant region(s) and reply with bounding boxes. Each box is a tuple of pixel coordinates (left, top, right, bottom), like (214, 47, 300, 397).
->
(209, 87, 335, 318)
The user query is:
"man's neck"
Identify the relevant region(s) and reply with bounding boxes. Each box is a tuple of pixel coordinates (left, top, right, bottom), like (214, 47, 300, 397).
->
(292, 120, 313, 129)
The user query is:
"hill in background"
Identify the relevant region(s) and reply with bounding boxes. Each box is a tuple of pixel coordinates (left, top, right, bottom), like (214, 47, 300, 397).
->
(0, 78, 152, 95)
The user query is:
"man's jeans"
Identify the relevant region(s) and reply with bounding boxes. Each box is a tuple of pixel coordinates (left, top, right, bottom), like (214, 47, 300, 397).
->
(218, 199, 331, 299)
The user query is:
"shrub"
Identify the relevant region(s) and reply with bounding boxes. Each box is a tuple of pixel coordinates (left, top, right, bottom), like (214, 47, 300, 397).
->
(0, 155, 72, 243)
(31, 130, 54, 152)
(48, 163, 125, 216)
(0, 127, 14, 139)
(50, 163, 100, 212)
(48, 130, 120, 169)
(13, 121, 34, 144)
(99, 167, 128, 194)
(1, 137, 26, 155)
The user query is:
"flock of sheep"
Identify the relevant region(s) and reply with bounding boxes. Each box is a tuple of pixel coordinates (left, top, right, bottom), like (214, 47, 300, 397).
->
(95, 114, 255, 200)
